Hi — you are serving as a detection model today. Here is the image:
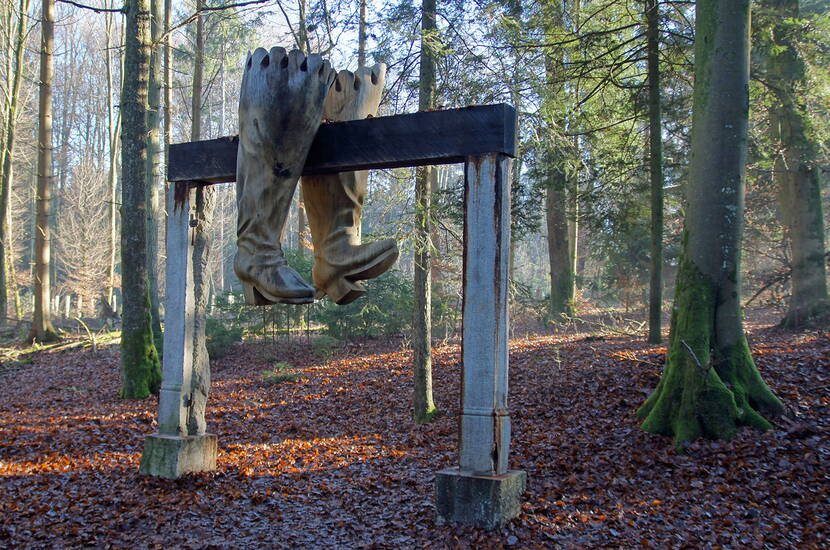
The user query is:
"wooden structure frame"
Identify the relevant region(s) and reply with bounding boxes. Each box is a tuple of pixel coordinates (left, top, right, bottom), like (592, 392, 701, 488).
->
(141, 103, 526, 529)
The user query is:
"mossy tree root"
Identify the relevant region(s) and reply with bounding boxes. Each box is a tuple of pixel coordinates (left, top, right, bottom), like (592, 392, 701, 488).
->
(781, 299, 830, 330)
(120, 291, 161, 399)
(637, 260, 784, 448)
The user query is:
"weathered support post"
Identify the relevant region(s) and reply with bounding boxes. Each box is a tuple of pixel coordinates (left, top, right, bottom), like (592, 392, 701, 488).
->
(139, 182, 217, 478)
(63, 296, 70, 319)
(435, 153, 526, 529)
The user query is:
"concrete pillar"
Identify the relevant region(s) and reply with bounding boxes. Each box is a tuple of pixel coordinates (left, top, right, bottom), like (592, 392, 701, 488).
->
(139, 182, 216, 478)
(435, 153, 526, 529)
(63, 296, 71, 319)
(76, 295, 83, 317)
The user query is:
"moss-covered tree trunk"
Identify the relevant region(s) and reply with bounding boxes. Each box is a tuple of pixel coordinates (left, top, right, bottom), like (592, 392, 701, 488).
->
(637, 0, 784, 446)
(763, 0, 828, 328)
(120, 0, 161, 398)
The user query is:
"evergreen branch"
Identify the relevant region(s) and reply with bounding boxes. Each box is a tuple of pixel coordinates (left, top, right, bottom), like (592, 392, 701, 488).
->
(520, 23, 641, 49)
(564, 114, 640, 137)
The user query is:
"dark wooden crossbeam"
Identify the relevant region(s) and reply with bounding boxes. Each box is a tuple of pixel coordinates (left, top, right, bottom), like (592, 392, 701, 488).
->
(167, 104, 516, 183)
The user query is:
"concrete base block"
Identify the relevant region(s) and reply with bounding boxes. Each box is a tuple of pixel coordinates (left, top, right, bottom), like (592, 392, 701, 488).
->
(139, 433, 217, 478)
(435, 467, 527, 530)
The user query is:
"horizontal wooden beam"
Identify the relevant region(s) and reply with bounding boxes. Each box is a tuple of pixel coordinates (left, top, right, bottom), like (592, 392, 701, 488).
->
(167, 104, 516, 183)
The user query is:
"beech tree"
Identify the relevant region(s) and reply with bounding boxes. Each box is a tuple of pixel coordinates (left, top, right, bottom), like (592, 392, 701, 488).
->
(761, 0, 828, 327)
(28, 0, 59, 342)
(120, 0, 161, 398)
(637, 0, 784, 445)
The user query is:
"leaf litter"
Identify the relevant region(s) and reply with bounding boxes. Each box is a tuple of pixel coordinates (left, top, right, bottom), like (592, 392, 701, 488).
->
(0, 314, 827, 548)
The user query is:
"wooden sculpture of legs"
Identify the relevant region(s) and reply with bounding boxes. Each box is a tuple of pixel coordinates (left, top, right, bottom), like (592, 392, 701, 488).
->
(235, 47, 335, 305)
(302, 64, 399, 305)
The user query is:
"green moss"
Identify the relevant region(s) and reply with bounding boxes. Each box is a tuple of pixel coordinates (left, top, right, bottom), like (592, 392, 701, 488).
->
(638, 249, 783, 449)
(414, 405, 440, 424)
(262, 362, 302, 384)
(120, 291, 161, 399)
(549, 269, 574, 318)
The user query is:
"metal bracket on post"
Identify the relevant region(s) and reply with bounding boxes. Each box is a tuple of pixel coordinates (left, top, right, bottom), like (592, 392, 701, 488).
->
(434, 153, 526, 530)
(139, 181, 217, 479)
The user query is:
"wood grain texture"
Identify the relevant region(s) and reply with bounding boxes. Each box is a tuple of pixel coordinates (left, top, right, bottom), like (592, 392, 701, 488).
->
(459, 153, 512, 476)
(168, 104, 517, 183)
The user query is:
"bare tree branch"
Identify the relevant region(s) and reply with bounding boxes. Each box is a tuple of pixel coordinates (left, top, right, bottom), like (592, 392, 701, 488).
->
(157, 0, 273, 44)
(57, 0, 123, 13)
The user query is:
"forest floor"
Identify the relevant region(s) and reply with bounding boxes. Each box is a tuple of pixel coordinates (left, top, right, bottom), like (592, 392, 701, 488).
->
(0, 310, 828, 549)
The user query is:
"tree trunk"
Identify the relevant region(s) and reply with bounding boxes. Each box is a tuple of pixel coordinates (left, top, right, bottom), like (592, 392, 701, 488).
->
(506, 0, 521, 287)
(542, 2, 573, 318)
(295, 0, 309, 257)
(0, 0, 31, 320)
(28, 0, 58, 342)
(187, 0, 212, 430)
(120, 0, 161, 398)
(413, 0, 438, 424)
(764, 0, 828, 327)
(637, 0, 783, 446)
(567, 149, 578, 300)
(357, 0, 367, 68)
(162, 0, 171, 274)
(191, 0, 203, 142)
(105, 2, 121, 308)
(146, 0, 163, 340)
(545, 162, 572, 317)
(646, 0, 664, 343)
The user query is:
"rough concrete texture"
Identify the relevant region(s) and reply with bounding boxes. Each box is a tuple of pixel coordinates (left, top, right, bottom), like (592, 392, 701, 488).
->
(435, 468, 527, 530)
(139, 433, 217, 479)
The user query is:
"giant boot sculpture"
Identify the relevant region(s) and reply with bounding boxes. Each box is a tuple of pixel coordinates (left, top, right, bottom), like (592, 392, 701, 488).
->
(236, 47, 335, 305)
(302, 64, 399, 305)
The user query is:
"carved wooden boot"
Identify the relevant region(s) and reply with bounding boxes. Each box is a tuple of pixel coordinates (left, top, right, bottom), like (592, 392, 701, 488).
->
(235, 47, 335, 305)
(302, 64, 399, 305)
